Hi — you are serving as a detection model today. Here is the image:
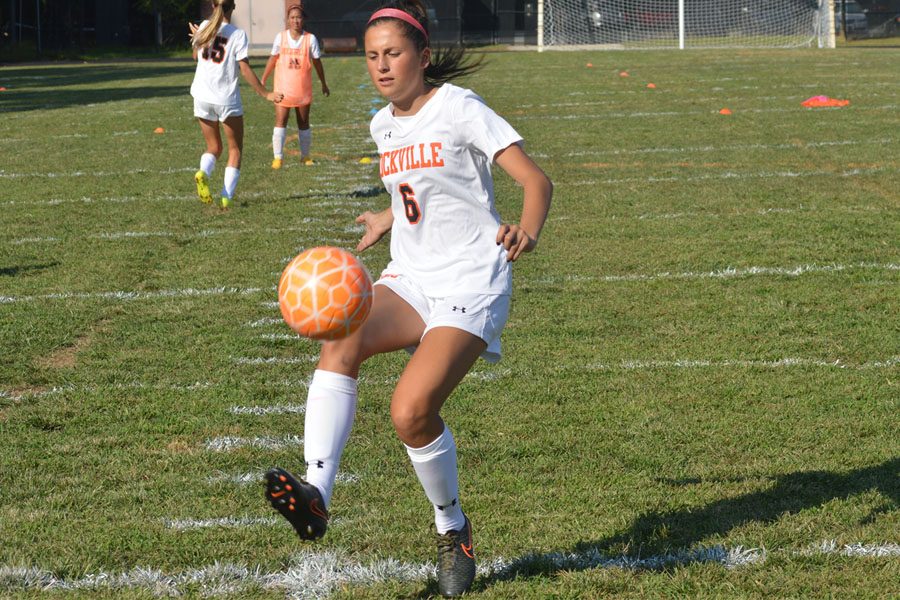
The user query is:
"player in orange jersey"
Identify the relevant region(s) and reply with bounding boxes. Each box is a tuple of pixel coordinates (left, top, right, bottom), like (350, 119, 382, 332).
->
(261, 4, 330, 168)
(264, 1, 551, 596)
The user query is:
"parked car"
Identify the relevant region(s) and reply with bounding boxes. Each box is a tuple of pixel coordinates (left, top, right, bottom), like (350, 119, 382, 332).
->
(836, 1, 870, 37)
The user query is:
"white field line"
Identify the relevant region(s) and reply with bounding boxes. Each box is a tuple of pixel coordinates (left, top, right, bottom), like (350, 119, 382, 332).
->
(0, 286, 267, 304)
(206, 470, 360, 486)
(535, 137, 895, 159)
(631, 204, 887, 222)
(204, 436, 304, 452)
(232, 356, 319, 365)
(6, 222, 333, 246)
(4, 353, 893, 405)
(562, 166, 898, 186)
(514, 104, 900, 122)
(3, 262, 896, 306)
(229, 404, 306, 416)
(532, 262, 900, 285)
(585, 357, 900, 372)
(801, 541, 900, 557)
(2, 542, 897, 598)
(0, 166, 196, 179)
(0, 379, 317, 402)
(162, 517, 280, 530)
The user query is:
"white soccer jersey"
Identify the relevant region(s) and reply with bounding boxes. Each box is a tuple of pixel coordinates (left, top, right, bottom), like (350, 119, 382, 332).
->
(270, 31, 322, 59)
(190, 21, 249, 106)
(370, 83, 523, 296)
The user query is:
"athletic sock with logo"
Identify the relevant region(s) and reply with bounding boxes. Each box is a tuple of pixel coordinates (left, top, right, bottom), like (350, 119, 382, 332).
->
(406, 425, 466, 534)
(304, 369, 357, 507)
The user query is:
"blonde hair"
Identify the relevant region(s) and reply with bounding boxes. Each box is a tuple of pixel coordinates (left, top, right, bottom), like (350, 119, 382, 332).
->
(192, 0, 235, 48)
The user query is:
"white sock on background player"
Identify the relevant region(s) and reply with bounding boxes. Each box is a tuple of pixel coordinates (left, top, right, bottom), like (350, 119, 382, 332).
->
(200, 152, 216, 177)
(222, 166, 239, 199)
(304, 369, 357, 507)
(272, 127, 286, 159)
(406, 425, 466, 534)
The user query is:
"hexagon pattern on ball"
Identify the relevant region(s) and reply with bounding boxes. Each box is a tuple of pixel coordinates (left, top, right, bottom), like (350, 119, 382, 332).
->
(278, 247, 373, 340)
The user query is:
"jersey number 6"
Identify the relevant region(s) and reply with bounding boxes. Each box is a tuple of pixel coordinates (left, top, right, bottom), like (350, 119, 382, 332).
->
(399, 183, 421, 224)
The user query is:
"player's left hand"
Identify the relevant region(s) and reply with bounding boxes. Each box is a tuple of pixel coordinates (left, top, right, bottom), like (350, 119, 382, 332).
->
(496, 223, 536, 262)
(322, 83, 331, 97)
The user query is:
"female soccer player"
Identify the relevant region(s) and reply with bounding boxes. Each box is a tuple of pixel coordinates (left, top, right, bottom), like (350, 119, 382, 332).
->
(189, 0, 281, 208)
(261, 4, 330, 169)
(265, 1, 552, 596)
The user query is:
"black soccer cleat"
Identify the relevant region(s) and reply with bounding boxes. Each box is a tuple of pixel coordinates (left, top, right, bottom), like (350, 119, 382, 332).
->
(264, 467, 328, 541)
(436, 515, 476, 597)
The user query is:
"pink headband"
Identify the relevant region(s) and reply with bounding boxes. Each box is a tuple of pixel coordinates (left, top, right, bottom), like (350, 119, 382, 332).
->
(367, 8, 429, 43)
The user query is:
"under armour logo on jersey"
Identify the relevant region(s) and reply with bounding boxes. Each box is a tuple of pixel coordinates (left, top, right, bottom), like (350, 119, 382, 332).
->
(452, 306, 467, 313)
(436, 498, 458, 511)
(307, 460, 325, 469)
(384, 131, 392, 139)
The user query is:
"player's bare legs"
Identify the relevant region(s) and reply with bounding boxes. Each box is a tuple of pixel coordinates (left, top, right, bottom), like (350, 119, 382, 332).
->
(318, 285, 425, 377)
(393, 328, 484, 597)
(218, 115, 244, 207)
(266, 286, 424, 538)
(391, 328, 484, 447)
(294, 104, 313, 164)
(194, 118, 222, 204)
(221, 115, 243, 169)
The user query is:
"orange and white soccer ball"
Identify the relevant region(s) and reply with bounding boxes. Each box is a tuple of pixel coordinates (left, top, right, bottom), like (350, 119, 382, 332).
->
(278, 246, 374, 340)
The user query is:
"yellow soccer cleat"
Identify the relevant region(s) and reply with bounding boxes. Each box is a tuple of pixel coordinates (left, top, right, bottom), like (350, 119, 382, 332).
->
(272, 158, 283, 170)
(220, 196, 231, 209)
(195, 170, 213, 204)
(302, 157, 315, 166)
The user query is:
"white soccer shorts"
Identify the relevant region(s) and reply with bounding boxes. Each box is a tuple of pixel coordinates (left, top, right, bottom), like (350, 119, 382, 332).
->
(193, 98, 243, 122)
(375, 271, 510, 363)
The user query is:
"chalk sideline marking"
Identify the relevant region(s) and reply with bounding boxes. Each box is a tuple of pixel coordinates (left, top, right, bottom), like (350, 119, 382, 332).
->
(4, 261, 898, 305)
(531, 262, 900, 285)
(204, 436, 304, 452)
(2, 542, 896, 598)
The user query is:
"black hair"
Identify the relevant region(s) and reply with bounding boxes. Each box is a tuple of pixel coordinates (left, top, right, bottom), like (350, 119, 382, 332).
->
(366, 0, 483, 87)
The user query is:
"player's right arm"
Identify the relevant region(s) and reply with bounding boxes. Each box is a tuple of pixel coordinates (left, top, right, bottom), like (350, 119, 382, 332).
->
(261, 55, 278, 86)
(356, 208, 394, 252)
(238, 59, 282, 103)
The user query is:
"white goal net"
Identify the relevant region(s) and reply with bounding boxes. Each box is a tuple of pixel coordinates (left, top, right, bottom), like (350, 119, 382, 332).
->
(541, 0, 835, 49)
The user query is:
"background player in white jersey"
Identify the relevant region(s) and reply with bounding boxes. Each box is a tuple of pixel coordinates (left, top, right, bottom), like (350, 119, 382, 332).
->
(189, 0, 281, 209)
(261, 4, 330, 169)
(264, 0, 552, 596)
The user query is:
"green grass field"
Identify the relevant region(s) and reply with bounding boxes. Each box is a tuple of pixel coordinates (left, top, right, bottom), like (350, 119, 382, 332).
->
(1, 48, 898, 598)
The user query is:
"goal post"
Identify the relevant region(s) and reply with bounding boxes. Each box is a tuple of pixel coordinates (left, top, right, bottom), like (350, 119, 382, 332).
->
(537, 0, 836, 50)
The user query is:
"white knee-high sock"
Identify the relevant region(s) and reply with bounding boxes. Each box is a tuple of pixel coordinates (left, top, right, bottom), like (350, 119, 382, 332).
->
(304, 369, 357, 507)
(200, 153, 216, 176)
(406, 425, 465, 534)
(299, 128, 311, 157)
(272, 127, 286, 159)
(222, 166, 239, 199)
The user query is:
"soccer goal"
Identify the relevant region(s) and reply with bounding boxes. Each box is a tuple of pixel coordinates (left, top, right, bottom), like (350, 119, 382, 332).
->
(538, 0, 836, 50)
